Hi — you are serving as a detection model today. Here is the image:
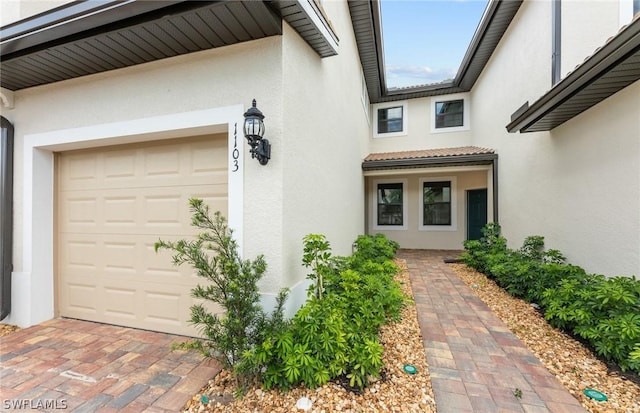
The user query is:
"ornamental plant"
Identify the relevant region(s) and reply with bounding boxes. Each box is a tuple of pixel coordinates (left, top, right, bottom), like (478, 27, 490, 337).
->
(464, 223, 640, 374)
(155, 198, 288, 387)
(243, 233, 404, 390)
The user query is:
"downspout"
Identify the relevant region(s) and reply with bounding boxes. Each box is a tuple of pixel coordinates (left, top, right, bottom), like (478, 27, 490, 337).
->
(552, 0, 562, 85)
(492, 157, 499, 223)
(1, 116, 14, 320)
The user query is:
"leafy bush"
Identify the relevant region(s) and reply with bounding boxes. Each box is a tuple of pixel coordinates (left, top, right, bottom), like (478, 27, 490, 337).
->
(352, 233, 400, 264)
(461, 222, 508, 274)
(543, 275, 640, 371)
(465, 223, 640, 374)
(243, 234, 404, 390)
(155, 198, 288, 387)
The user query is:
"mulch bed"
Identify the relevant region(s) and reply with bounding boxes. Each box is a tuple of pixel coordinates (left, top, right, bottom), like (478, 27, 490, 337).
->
(0, 323, 19, 337)
(183, 260, 437, 412)
(450, 263, 640, 413)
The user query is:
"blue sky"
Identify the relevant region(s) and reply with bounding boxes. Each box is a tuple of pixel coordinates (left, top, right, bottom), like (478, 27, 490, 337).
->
(380, 0, 489, 89)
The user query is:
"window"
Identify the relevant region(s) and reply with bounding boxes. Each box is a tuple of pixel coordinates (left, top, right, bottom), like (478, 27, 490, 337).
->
(419, 177, 457, 231)
(435, 100, 463, 129)
(377, 106, 403, 133)
(373, 179, 408, 230)
(430, 94, 470, 133)
(423, 181, 451, 225)
(377, 183, 403, 226)
(373, 102, 408, 137)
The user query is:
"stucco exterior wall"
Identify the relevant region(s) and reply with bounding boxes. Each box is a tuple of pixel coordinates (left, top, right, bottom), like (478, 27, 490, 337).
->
(561, 0, 620, 79)
(470, 0, 640, 276)
(1, 35, 287, 325)
(280, 0, 370, 293)
(369, 95, 473, 154)
(0, 0, 73, 26)
(366, 170, 490, 250)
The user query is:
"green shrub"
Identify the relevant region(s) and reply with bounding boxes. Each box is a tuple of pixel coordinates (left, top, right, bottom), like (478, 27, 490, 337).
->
(464, 223, 640, 374)
(154, 199, 288, 387)
(352, 233, 399, 264)
(244, 233, 403, 390)
(461, 222, 508, 274)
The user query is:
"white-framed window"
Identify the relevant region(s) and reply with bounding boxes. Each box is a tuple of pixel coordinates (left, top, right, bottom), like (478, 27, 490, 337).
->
(419, 176, 457, 231)
(373, 102, 408, 138)
(373, 179, 408, 230)
(430, 93, 470, 133)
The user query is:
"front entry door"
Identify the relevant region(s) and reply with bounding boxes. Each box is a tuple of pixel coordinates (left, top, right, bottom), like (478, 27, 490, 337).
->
(467, 188, 487, 240)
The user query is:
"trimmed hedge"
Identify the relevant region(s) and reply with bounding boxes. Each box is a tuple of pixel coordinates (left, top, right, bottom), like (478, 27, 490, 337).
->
(461, 223, 640, 374)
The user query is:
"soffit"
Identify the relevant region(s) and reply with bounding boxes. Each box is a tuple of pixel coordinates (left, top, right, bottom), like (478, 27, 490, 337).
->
(348, 0, 522, 103)
(362, 146, 497, 171)
(0, 0, 339, 91)
(507, 14, 640, 133)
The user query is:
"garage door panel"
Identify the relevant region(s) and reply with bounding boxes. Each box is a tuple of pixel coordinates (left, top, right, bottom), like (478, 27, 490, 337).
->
(60, 136, 228, 191)
(59, 186, 227, 235)
(58, 135, 228, 336)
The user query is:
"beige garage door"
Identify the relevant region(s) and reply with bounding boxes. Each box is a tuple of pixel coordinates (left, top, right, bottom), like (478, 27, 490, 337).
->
(57, 135, 227, 336)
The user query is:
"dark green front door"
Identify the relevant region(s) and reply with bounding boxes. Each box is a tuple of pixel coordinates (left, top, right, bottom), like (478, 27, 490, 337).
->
(467, 189, 487, 240)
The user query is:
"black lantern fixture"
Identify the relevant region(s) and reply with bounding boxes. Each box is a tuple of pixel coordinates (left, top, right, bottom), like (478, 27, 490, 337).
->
(243, 99, 270, 165)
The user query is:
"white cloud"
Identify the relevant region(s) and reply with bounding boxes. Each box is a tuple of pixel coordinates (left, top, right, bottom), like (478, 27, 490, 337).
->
(385, 65, 456, 88)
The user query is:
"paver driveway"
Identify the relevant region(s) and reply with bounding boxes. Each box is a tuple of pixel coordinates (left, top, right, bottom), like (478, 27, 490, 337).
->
(0, 318, 219, 412)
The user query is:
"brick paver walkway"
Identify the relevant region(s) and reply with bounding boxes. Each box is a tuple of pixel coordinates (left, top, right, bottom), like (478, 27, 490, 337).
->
(0, 318, 219, 412)
(399, 249, 587, 413)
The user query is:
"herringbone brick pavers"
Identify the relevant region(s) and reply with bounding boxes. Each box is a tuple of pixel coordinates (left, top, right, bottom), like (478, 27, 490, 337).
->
(399, 249, 587, 413)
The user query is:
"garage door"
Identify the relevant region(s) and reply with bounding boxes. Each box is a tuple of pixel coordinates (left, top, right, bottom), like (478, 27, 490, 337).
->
(57, 135, 227, 336)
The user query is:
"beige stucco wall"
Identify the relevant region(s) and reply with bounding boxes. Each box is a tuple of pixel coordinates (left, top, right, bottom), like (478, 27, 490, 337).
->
(366, 170, 490, 250)
(369, 95, 473, 154)
(2, 35, 285, 290)
(280, 0, 370, 289)
(469, 0, 640, 276)
(560, 0, 620, 79)
(1, 0, 371, 325)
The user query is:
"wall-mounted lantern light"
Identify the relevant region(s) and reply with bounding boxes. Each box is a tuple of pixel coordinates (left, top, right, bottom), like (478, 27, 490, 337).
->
(243, 99, 270, 165)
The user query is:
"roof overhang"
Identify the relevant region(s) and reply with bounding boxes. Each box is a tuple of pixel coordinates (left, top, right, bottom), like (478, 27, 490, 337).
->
(362, 147, 497, 171)
(0, 0, 338, 91)
(348, 0, 523, 103)
(507, 15, 640, 133)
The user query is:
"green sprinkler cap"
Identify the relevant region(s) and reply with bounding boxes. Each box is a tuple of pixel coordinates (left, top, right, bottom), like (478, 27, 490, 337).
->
(200, 395, 210, 404)
(403, 364, 418, 374)
(583, 389, 607, 401)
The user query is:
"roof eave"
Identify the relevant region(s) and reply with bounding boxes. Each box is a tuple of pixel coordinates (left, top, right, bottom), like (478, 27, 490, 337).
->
(349, 0, 522, 103)
(506, 16, 640, 133)
(361, 153, 498, 171)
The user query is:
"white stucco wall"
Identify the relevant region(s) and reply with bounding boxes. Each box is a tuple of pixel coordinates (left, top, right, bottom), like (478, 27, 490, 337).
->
(0, 0, 73, 27)
(280, 0, 370, 294)
(369, 95, 473, 154)
(2, 36, 287, 326)
(561, 0, 620, 78)
(470, 0, 640, 276)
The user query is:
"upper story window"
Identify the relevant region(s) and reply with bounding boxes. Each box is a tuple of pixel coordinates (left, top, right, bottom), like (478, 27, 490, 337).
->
(435, 100, 464, 129)
(373, 102, 408, 138)
(430, 93, 470, 133)
(378, 106, 403, 133)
